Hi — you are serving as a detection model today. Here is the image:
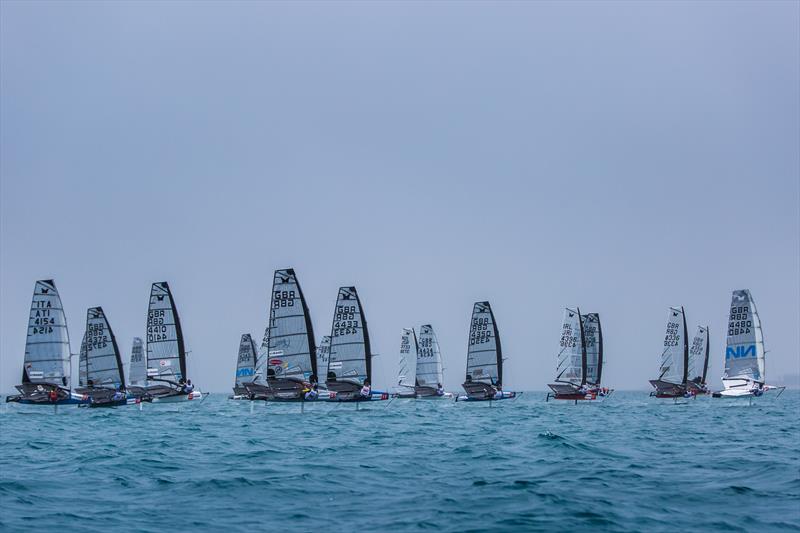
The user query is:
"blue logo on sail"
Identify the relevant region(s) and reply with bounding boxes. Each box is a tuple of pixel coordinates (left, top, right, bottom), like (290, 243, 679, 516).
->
(236, 368, 254, 377)
(726, 345, 756, 359)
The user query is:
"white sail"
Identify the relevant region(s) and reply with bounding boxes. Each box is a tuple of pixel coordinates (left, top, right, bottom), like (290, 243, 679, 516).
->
(416, 324, 443, 388)
(581, 313, 601, 385)
(327, 287, 371, 386)
(316, 336, 331, 382)
(23, 280, 70, 387)
(397, 328, 417, 388)
(235, 334, 257, 387)
(688, 326, 709, 384)
(84, 307, 125, 389)
(145, 281, 186, 384)
(724, 290, 765, 383)
(128, 337, 146, 387)
(262, 269, 317, 383)
(465, 302, 502, 386)
(555, 308, 583, 385)
(658, 307, 687, 385)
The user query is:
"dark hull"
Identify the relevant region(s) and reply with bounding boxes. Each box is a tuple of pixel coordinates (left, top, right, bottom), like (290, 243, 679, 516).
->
(649, 379, 688, 398)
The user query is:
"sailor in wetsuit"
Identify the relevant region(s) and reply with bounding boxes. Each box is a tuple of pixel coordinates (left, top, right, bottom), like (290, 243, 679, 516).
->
(436, 383, 444, 396)
(360, 380, 371, 400)
(182, 379, 194, 394)
(304, 383, 319, 401)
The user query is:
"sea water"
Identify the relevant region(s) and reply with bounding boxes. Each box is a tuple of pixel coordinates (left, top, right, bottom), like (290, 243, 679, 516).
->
(1, 391, 798, 532)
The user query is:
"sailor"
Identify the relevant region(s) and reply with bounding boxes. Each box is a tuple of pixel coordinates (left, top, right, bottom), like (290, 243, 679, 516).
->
(360, 380, 372, 399)
(48, 388, 58, 403)
(578, 384, 589, 396)
(436, 383, 444, 396)
(183, 379, 194, 394)
(305, 384, 319, 401)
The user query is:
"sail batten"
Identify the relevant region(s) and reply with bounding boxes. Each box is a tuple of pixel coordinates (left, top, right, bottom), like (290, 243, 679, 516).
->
(23, 280, 70, 387)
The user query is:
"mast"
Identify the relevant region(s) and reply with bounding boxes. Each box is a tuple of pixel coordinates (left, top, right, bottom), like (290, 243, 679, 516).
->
(702, 326, 710, 384)
(596, 314, 604, 385)
(681, 306, 688, 386)
(577, 306, 587, 385)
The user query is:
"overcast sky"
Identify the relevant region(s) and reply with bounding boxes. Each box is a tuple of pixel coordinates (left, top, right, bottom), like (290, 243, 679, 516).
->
(2, 1, 798, 393)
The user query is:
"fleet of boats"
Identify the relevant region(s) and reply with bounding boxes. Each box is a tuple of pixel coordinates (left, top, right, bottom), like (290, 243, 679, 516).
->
(3, 273, 787, 410)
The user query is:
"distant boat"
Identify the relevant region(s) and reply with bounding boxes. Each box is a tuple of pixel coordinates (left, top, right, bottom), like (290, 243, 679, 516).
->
(75, 307, 129, 407)
(144, 282, 205, 402)
(325, 286, 388, 402)
(649, 307, 691, 398)
(713, 290, 785, 399)
(393, 328, 418, 398)
(415, 325, 449, 398)
(686, 326, 710, 395)
(315, 336, 331, 389)
(547, 308, 612, 402)
(231, 333, 257, 398)
(127, 337, 147, 398)
(6, 280, 85, 405)
(246, 269, 318, 402)
(458, 301, 516, 401)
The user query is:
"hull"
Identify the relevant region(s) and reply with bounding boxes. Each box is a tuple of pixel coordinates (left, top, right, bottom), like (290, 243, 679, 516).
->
(648, 379, 687, 398)
(148, 390, 206, 403)
(713, 380, 785, 399)
(547, 382, 613, 402)
(327, 390, 390, 402)
(456, 391, 516, 402)
(6, 386, 88, 406)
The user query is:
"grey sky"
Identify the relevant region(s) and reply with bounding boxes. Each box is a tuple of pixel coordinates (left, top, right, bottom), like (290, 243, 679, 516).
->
(1, 1, 798, 393)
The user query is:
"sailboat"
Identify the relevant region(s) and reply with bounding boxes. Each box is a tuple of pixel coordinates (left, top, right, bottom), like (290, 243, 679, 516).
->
(144, 281, 205, 402)
(416, 324, 449, 398)
(315, 336, 331, 389)
(547, 308, 612, 402)
(713, 289, 785, 399)
(231, 333, 257, 399)
(6, 280, 86, 405)
(393, 328, 418, 398)
(75, 307, 130, 407)
(325, 286, 388, 402)
(127, 337, 147, 398)
(649, 307, 691, 398)
(246, 269, 319, 402)
(686, 326, 710, 395)
(458, 301, 516, 401)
